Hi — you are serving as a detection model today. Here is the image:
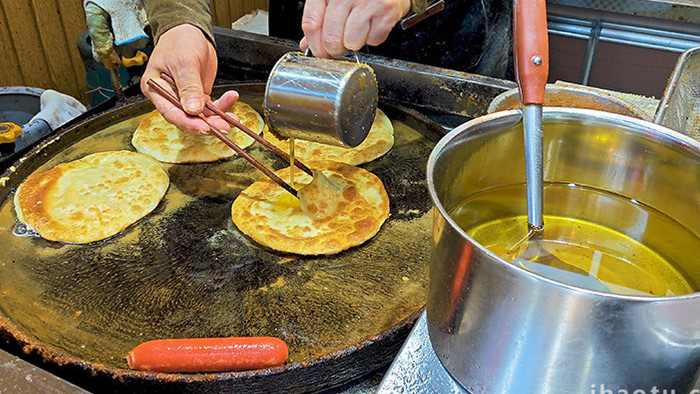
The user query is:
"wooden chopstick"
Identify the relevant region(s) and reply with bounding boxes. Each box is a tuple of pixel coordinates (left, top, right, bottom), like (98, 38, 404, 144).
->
(146, 78, 299, 198)
(159, 72, 314, 177)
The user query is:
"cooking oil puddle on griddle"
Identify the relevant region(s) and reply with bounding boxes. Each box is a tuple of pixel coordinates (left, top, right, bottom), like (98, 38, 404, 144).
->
(449, 183, 698, 296)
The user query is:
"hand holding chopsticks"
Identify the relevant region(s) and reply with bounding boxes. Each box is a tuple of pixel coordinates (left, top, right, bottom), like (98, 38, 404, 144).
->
(146, 78, 302, 197)
(158, 73, 313, 177)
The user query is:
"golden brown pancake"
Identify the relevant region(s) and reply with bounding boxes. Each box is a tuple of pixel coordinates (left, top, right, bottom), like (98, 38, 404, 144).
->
(132, 100, 265, 163)
(231, 161, 390, 255)
(14, 150, 169, 244)
(263, 109, 394, 165)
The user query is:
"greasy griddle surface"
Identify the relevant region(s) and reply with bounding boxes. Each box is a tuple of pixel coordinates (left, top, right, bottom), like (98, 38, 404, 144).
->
(0, 88, 433, 388)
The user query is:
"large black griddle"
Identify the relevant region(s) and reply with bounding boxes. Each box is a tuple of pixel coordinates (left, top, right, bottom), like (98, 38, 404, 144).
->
(0, 83, 439, 393)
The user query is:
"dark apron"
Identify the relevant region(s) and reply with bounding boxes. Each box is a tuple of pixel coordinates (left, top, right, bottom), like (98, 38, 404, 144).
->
(268, 0, 513, 79)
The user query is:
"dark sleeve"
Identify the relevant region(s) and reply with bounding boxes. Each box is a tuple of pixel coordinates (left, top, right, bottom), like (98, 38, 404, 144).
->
(145, 0, 215, 45)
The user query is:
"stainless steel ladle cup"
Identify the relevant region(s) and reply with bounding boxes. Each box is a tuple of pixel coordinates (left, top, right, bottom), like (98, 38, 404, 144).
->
(264, 50, 378, 147)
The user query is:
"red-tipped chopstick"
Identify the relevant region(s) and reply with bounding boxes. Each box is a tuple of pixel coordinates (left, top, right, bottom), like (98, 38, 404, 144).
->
(159, 72, 313, 177)
(146, 78, 299, 198)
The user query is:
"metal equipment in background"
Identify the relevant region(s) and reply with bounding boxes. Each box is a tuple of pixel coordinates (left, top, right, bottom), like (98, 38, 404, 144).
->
(548, 13, 700, 85)
(655, 46, 700, 140)
(487, 83, 653, 119)
(0, 87, 51, 159)
(546, 0, 700, 96)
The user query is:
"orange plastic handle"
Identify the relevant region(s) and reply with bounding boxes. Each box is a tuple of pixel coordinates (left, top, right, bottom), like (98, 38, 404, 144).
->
(513, 0, 549, 105)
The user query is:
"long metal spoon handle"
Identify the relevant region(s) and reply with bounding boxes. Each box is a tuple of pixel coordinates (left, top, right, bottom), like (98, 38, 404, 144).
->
(514, 0, 549, 230)
(523, 104, 544, 229)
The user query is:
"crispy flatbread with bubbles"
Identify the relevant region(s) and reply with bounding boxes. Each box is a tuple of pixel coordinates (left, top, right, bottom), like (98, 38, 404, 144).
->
(132, 101, 265, 163)
(263, 109, 394, 165)
(14, 150, 169, 244)
(231, 161, 390, 255)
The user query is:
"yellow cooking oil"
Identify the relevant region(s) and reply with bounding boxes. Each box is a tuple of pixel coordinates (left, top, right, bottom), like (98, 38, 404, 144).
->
(270, 137, 300, 213)
(448, 183, 698, 296)
(273, 192, 301, 212)
(289, 137, 295, 188)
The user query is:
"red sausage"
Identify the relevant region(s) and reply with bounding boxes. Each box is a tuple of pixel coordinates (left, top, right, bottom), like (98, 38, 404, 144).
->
(126, 337, 288, 373)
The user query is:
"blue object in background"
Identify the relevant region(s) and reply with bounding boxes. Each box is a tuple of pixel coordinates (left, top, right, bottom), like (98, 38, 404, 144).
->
(77, 31, 151, 108)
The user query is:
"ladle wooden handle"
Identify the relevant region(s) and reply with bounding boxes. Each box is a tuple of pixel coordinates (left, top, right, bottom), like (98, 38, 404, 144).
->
(513, 0, 549, 105)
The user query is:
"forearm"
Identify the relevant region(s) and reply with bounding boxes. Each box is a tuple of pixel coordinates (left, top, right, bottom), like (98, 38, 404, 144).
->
(145, 0, 214, 45)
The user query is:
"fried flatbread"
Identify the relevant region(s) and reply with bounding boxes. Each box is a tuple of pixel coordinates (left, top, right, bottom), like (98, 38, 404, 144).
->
(263, 109, 394, 165)
(231, 161, 390, 255)
(132, 100, 265, 163)
(14, 150, 169, 244)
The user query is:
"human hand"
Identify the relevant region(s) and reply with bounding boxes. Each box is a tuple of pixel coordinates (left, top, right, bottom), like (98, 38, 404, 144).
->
(141, 24, 238, 135)
(300, 0, 412, 58)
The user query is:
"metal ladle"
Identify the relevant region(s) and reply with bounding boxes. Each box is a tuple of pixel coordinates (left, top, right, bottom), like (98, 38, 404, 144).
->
(511, 0, 609, 292)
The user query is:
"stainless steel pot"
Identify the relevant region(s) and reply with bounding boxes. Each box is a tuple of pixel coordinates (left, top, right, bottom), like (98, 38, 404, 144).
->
(264, 51, 378, 147)
(427, 108, 700, 393)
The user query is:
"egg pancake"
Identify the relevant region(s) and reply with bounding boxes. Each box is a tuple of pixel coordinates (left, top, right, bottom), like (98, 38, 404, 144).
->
(298, 170, 342, 220)
(263, 109, 394, 165)
(132, 100, 265, 163)
(14, 150, 169, 244)
(231, 161, 390, 255)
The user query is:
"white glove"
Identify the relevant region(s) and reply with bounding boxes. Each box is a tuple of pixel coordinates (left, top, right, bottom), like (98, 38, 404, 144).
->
(30, 90, 87, 130)
(84, 0, 149, 67)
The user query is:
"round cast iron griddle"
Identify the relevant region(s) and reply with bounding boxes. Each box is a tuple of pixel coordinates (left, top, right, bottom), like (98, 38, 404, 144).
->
(0, 83, 436, 393)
